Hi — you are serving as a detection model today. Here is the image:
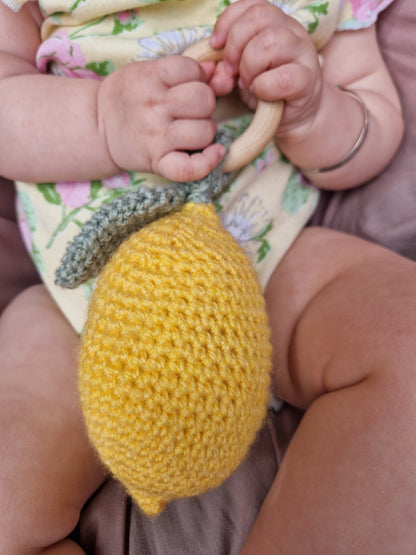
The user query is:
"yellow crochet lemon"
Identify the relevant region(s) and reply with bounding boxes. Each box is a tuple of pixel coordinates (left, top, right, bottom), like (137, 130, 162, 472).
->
(79, 203, 271, 515)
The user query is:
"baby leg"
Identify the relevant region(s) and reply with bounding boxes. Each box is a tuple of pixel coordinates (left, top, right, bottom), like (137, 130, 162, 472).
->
(0, 285, 105, 554)
(242, 227, 416, 553)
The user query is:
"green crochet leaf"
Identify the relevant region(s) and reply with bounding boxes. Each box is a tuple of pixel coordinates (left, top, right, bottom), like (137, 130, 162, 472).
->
(55, 183, 188, 288)
(55, 130, 235, 289)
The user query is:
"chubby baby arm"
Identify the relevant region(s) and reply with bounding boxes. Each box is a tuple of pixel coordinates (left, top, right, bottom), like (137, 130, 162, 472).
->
(210, 0, 403, 190)
(0, 3, 223, 184)
(0, 2, 116, 182)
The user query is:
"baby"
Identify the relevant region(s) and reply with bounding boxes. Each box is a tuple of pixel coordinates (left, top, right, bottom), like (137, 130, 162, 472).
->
(1, 0, 415, 553)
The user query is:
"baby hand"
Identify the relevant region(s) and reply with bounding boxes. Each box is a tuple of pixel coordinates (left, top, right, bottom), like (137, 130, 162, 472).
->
(97, 56, 225, 182)
(210, 0, 323, 136)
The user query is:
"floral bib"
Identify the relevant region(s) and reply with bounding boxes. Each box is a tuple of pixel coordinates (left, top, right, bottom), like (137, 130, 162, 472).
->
(2, 0, 395, 332)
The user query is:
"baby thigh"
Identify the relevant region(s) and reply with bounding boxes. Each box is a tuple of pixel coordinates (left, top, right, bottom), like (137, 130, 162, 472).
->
(0, 285, 105, 554)
(245, 227, 416, 552)
(264, 226, 416, 406)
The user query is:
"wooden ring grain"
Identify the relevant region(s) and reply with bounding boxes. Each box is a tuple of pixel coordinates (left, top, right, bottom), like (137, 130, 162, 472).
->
(183, 38, 284, 172)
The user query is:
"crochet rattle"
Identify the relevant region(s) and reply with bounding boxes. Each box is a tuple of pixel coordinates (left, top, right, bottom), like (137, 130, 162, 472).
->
(56, 39, 283, 516)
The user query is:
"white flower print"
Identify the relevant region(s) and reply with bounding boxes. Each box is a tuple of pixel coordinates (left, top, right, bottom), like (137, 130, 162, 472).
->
(137, 27, 212, 59)
(220, 194, 272, 262)
(268, 0, 314, 16)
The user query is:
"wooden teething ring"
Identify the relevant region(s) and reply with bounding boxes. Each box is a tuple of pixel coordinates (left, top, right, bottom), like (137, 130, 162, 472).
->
(183, 38, 284, 173)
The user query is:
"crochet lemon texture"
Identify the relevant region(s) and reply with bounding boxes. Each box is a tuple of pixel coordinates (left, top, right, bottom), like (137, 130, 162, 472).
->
(79, 203, 271, 515)
(56, 131, 272, 515)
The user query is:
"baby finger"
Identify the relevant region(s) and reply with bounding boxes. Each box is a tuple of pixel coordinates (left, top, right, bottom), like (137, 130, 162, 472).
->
(238, 25, 303, 89)
(251, 62, 317, 104)
(166, 82, 216, 119)
(156, 144, 226, 182)
(156, 55, 208, 87)
(166, 118, 217, 152)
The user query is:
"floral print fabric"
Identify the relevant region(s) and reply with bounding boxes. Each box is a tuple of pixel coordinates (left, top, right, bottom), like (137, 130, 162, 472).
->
(339, 0, 394, 29)
(3, 0, 394, 333)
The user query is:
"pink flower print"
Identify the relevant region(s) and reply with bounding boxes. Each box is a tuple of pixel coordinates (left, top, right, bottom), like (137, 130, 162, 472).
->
(102, 173, 131, 189)
(37, 30, 100, 79)
(350, 0, 391, 22)
(256, 149, 277, 174)
(56, 181, 92, 208)
(113, 10, 142, 35)
(116, 11, 133, 24)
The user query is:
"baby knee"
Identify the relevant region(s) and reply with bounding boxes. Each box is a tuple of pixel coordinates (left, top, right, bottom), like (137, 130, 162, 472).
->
(270, 244, 416, 408)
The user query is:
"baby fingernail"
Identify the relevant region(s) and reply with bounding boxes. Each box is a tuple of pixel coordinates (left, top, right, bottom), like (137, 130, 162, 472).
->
(218, 145, 226, 157)
(224, 61, 234, 75)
